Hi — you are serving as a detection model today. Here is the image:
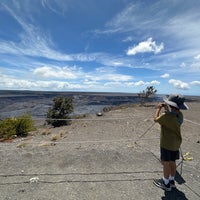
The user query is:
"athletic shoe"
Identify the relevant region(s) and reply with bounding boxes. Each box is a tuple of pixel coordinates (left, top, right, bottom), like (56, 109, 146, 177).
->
(153, 179, 171, 191)
(169, 180, 176, 188)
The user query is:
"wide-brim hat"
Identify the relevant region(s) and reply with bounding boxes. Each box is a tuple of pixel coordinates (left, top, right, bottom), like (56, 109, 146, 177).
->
(163, 94, 189, 110)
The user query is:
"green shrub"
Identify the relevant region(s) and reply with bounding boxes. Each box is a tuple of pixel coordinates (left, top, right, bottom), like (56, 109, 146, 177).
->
(0, 118, 16, 139)
(0, 114, 34, 140)
(46, 97, 73, 127)
(15, 114, 34, 137)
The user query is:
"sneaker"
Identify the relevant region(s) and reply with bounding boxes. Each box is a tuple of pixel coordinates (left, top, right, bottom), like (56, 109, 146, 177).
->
(169, 180, 176, 188)
(153, 179, 171, 191)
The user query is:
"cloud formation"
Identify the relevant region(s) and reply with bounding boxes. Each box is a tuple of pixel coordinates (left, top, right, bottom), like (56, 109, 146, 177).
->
(0, 0, 199, 95)
(33, 66, 79, 79)
(169, 79, 190, 90)
(190, 81, 200, 86)
(161, 73, 170, 78)
(126, 38, 164, 56)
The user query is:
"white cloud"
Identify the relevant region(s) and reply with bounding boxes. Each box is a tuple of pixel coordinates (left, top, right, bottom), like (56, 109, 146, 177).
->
(0, 74, 85, 91)
(33, 66, 80, 79)
(127, 38, 164, 56)
(125, 80, 160, 87)
(32, 66, 134, 85)
(130, 81, 145, 87)
(104, 81, 123, 87)
(190, 81, 200, 86)
(194, 54, 200, 60)
(86, 73, 133, 82)
(112, 61, 124, 66)
(151, 80, 160, 85)
(122, 36, 134, 42)
(102, 80, 160, 91)
(104, 74, 132, 82)
(179, 58, 200, 72)
(0, 70, 160, 92)
(166, 12, 200, 49)
(1, 1, 199, 94)
(169, 79, 190, 90)
(189, 56, 200, 73)
(0, 74, 37, 89)
(41, 0, 64, 16)
(180, 62, 186, 68)
(161, 73, 170, 78)
(0, 3, 71, 60)
(0, 3, 99, 63)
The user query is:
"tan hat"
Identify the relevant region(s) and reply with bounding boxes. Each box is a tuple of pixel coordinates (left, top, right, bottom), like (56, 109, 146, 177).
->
(163, 94, 189, 110)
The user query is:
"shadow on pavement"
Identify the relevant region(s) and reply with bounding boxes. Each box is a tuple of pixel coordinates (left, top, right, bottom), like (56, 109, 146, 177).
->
(162, 171, 188, 200)
(162, 188, 188, 200)
(161, 171, 188, 200)
(175, 171, 185, 184)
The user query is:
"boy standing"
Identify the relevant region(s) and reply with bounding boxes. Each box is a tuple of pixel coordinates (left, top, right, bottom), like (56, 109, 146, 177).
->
(153, 94, 188, 191)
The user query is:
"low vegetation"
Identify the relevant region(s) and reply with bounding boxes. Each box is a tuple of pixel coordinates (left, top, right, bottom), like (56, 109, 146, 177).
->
(46, 97, 73, 127)
(0, 114, 34, 140)
(138, 86, 157, 105)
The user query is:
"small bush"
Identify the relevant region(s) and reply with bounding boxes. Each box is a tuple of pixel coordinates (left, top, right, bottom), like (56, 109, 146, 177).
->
(0, 114, 34, 140)
(15, 114, 34, 137)
(46, 97, 73, 127)
(138, 86, 157, 105)
(0, 118, 16, 139)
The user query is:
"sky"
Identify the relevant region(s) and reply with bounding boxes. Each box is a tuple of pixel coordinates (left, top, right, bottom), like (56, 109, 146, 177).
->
(0, 0, 200, 95)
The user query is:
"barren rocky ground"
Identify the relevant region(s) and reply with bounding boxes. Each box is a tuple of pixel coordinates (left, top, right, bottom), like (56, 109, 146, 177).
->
(0, 90, 150, 119)
(0, 92, 199, 200)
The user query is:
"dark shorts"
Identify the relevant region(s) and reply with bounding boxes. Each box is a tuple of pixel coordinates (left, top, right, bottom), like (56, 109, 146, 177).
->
(160, 147, 180, 161)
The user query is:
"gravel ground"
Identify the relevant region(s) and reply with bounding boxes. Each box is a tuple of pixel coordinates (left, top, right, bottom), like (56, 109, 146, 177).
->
(0, 102, 199, 200)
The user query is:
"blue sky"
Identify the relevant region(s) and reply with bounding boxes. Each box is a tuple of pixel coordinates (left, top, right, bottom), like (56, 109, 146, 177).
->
(0, 0, 200, 95)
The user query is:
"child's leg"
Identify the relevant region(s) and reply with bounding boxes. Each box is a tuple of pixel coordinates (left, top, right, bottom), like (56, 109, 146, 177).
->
(162, 161, 170, 182)
(169, 161, 176, 177)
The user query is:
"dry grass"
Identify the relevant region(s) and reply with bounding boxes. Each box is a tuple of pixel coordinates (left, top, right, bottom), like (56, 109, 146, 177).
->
(38, 141, 55, 147)
(50, 132, 64, 141)
(16, 142, 29, 148)
(41, 129, 51, 135)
